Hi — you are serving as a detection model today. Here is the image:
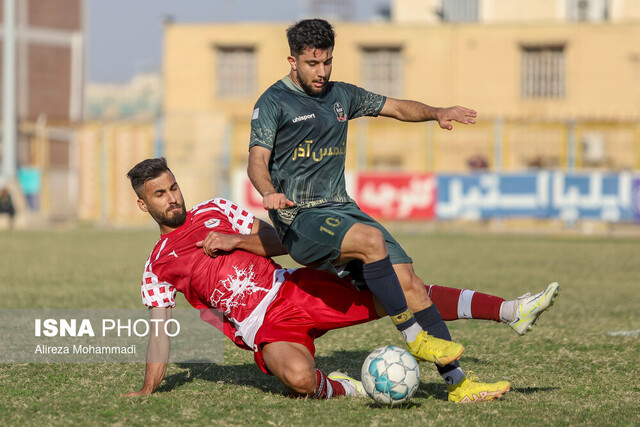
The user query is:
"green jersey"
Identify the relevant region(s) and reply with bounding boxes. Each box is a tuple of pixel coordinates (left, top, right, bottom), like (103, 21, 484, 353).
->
(249, 76, 386, 236)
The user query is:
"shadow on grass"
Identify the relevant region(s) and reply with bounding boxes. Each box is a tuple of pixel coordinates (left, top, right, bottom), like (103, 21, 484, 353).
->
(364, 400, 426, 409)
(415, 381, 448, 401)
(158, 361, 277, 394)
(160, 351, 559, 402)
(158, 349, 455, 402)
(158, 350, 374, 395)
(512, 386, 558, 394)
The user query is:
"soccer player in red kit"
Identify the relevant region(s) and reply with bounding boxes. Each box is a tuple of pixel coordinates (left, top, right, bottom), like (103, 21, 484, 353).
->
(124, 158, 557, 402)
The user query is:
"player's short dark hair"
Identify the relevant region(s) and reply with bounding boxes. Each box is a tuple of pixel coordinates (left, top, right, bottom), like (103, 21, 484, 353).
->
(286, 19, 335, 56)
(127, 157, 172, 198)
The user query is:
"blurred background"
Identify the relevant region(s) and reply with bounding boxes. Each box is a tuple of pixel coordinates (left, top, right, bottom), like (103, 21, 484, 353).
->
(1, 0, 639, 232)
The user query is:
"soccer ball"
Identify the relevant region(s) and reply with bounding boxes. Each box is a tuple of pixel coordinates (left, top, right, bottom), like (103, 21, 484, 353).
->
(361, 345, 420, 406)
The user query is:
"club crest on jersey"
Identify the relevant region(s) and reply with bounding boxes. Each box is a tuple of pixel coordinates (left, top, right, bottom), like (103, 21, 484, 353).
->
(204, 218, 221, 229)
(334, 102, 347, 122)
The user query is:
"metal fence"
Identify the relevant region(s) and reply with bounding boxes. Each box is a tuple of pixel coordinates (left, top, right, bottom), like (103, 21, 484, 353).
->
(8, 117, 640, 225)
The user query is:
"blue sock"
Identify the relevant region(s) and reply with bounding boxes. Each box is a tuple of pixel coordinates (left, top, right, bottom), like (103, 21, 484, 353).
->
(414, 305, 461, 374)
(362, 256, 416, 332)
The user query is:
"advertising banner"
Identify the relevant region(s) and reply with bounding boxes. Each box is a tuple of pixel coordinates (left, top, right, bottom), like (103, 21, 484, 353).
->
(632, 177, 640, 222)
(356, 173, 436, 220)
(233, 170, 638, 223)
(437, 172, 636, 222)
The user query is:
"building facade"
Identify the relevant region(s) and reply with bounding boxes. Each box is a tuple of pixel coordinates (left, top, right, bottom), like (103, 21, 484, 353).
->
(162, 4, 640, 205)
(0, 0, 85, 222)
(393, 0, 640, 24)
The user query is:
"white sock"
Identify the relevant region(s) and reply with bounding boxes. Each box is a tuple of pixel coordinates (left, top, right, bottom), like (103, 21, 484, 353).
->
(500, 299, 517, 323)
(325, 380, 334, 399)
(443, 367, 465, 386)
(401, 322, 423, 343)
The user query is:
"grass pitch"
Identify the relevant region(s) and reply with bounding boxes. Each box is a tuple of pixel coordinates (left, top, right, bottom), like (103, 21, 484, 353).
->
(1, 228, 639, 425)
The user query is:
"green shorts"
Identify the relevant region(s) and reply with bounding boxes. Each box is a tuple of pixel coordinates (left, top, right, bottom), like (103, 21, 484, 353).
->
(282, 202, 413, 276)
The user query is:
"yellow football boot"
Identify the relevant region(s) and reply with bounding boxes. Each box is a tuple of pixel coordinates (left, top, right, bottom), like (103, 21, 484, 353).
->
(448, 372, 511, 403)
(406, 330, 464, 366)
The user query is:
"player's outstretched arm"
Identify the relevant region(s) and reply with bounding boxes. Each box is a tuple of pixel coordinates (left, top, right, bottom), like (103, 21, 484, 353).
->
(248, 146, 294, 210)
(196, 219, 287, 258)
(123, 307, 172, 396)
(379, 97, 477, 130)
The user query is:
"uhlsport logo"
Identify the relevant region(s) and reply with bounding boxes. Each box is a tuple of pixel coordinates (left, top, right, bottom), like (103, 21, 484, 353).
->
(292, 113, 316, 123)
(334, 102, 347, 122)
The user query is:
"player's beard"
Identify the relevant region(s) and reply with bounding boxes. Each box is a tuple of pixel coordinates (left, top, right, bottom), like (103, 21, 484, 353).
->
(297, 68, 329, 97)
(299, 78, 325, 97)
(149, 203, 187, 229)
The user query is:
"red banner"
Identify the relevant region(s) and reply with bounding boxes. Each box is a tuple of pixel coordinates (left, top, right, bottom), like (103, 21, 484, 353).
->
(355, 173, 436, 220)
(244, 179, 265, 212)
(234, 171, 436, 220)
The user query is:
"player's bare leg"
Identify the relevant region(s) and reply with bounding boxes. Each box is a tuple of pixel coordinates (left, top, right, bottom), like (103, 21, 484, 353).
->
(261, 341, 354, 398)
(262, 341, 315, 396)
(393, 263, 431, 312)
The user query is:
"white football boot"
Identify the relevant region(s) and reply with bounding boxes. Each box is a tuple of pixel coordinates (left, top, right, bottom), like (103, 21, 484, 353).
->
(508, 282, 560, 335)
(328, 371, 367, 397)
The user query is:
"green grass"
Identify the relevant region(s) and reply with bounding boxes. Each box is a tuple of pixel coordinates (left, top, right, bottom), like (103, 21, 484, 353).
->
(1, 228, 639, 425)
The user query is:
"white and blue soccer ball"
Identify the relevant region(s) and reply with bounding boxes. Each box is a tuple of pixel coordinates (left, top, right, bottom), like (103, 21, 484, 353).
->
(361, 345, 420, 406)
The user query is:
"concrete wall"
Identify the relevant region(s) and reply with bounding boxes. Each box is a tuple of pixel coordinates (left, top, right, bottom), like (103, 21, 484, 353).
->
(162, 21, 640, 187)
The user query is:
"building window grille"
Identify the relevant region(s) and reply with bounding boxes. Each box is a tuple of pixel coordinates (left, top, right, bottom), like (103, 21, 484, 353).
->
(361, 47, 403, 97)
(567, 0, 609, 22)
(521, 46, 566, 99)
(441, 0, 479, 23)
(216, 47, 256, 98)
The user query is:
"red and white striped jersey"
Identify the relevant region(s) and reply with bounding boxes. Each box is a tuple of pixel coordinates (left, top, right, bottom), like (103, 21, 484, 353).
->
(140, 198, 288, 348)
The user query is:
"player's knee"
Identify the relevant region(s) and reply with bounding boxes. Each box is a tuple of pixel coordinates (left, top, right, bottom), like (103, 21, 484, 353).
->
(356, 226, 387, 260)
(282, 362, 316, 395)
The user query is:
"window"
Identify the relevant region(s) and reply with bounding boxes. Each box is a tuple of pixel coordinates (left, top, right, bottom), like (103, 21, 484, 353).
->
(361, 47, 402, 97)
(441, 0, 479, 23)
(216, 47, 256, 98)
(521, 46, 566, 99)
(567, 0, 609, 22)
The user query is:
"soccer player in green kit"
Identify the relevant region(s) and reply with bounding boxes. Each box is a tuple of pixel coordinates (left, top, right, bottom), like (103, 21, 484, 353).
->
(248, 18, 511, 402)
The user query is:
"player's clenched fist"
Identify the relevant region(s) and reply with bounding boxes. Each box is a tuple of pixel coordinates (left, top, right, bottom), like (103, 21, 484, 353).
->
(263, 192, 295, 210)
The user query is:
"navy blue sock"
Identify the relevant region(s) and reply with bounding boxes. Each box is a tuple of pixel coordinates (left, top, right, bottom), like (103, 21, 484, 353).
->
(414, 305, 460, 374)
(362, 256, 416, 332)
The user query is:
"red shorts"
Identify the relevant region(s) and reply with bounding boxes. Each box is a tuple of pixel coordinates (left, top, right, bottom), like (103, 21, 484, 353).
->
(252, 268, 379, 374)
